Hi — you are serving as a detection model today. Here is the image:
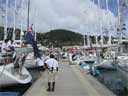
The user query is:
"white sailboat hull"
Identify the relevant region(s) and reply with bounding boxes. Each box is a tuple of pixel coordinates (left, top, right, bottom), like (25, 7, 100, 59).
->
(69, 55, 96, 65)
(0, 63, 32, 86)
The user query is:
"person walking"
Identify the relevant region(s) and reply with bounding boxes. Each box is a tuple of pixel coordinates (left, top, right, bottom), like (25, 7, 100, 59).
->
(45, 54, 59, 92)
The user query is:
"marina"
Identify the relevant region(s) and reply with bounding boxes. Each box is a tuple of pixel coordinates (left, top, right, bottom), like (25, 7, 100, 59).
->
(24, 60, 116, 96)
(0, 59, 127, 96)
(0, 0, 128, 96)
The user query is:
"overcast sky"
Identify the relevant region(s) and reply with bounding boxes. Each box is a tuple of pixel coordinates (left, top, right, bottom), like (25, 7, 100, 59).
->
(0, 0, 127, 36)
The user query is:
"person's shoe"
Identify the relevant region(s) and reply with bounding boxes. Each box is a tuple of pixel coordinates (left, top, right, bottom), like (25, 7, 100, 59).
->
(47, 82, 51, 92)
(52, 82, 55, 92)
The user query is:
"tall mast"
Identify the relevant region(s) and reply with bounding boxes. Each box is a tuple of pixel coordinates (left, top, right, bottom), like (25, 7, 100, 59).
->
(34, 8, 38, 41)
(27, 0, 30, 32)
(20, 0, 23, 45)
(106, 0, 109, 11)
(117, 0, 121, 52)
(106, 0, 111, 45)
(4, 0, 8, 39)
(13, 0, 17, 41)
(97, 0, 103, 46)
(91, 0, 98, 46)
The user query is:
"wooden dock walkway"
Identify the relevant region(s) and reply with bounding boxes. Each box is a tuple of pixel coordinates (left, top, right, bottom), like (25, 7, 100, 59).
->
(24, 60, 116, 96)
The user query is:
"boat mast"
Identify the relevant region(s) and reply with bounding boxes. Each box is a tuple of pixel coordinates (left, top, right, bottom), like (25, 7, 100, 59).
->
(91, 0, 98, 46)
(97, 0, 103, 46)
(13, 0, 17, 41)
(20, 0, 23, 46)
(4, 0, 8, 39)
(86, 19, 90, 47)
(27, 0, 30, 32)
(105, 0, 111, 45)
(34, 8, 38, 41)
(117, 0, 121, 52)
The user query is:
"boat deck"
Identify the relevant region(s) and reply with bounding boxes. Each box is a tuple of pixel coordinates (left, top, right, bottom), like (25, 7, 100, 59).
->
(24, 60, 116, 96)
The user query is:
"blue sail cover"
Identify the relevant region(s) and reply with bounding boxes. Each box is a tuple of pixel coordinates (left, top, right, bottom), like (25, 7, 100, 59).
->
(0, 92, 18, 96)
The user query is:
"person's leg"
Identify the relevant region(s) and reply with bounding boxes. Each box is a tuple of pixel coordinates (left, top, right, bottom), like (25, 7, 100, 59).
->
(47, 71, 52, 91)
(51, 71, 57, 92)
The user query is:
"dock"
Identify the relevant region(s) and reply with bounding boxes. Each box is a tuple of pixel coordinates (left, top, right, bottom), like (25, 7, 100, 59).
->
(24, 60, 116, 96)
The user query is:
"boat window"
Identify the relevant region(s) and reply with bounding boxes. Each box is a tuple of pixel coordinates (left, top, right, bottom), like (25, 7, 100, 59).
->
(15, 29, 20, 40)
(7, 28, 13, 40)
(0, 26, 4, 40)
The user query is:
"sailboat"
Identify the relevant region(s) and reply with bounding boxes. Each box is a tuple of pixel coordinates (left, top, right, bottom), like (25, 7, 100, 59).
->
(0, 0, 32, 86)
(112, 0, 128, 89)
(0, 53, 32, 86)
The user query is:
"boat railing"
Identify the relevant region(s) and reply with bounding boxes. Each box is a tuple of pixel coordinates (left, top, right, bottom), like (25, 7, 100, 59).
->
(12, 47, 32, 75)
(15, 47, 33, 56)
(0, 52, 14, 65)
(12, 53, 28, 76)
(0, 47, 32, 74)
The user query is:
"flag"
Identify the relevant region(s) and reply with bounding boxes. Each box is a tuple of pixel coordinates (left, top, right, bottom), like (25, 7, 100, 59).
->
(29, 24, 34, 36)
(26, 24, 34, 43)
(26, 24, 41, 58)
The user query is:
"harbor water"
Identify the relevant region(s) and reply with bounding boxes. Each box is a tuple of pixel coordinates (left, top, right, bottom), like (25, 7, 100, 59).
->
(95, 68, 128, 96)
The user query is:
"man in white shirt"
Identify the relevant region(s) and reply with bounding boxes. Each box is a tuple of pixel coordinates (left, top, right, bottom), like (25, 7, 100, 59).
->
(1, 39, 10, 63)
(1, 39, 9, 54)
(45, 54, 59, 92)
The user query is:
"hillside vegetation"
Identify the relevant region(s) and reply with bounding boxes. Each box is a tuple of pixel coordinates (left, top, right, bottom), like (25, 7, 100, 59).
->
(37, 29, 83, 47)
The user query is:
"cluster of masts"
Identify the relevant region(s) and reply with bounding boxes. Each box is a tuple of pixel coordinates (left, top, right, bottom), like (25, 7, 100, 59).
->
(0, 0, 128, 46)
(84, 0, 128, 46)
(0, 0, 32, 46)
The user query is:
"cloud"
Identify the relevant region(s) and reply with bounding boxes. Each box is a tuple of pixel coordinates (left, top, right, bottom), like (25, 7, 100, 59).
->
(0, 0, 118, 36)
(30, 0, 117, 36)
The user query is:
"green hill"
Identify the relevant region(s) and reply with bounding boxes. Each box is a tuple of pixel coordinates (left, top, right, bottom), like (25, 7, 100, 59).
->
(37, 29, 83, 47)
